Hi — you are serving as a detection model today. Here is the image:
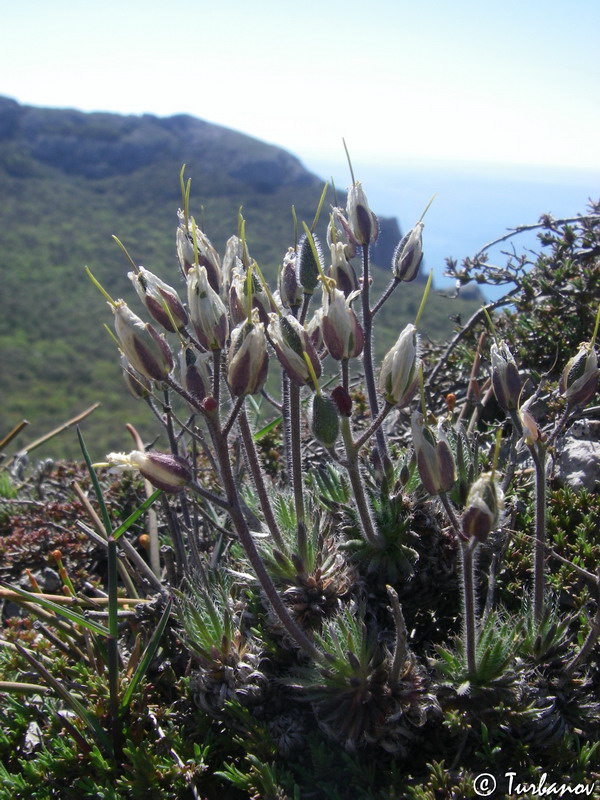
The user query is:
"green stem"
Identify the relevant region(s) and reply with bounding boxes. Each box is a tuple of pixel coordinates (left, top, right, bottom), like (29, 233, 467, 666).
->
(508, 393, 547, 627)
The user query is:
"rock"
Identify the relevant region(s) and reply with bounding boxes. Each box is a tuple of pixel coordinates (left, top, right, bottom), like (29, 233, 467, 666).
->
(19, 567, 61, 593)
(554, 419, 600, 491)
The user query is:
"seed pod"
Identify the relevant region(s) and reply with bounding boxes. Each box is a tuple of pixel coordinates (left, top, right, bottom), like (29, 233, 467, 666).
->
(180, 347, 211, 407)
(306, 307, 324, 352)
(229, 265, 272, 326)
(176, 210, 221, 291)
(278, 248, 303, 309)
(346, 181, 378, 246)
(392, 222, 424, 282)
(378, 324, 420, 407)
(461, 472, 504, 543)
(329, 241, 359, 296)
(113, 300, 173, 381)
(411, 411, 456, 496)
(227, 313, 269, 397)
(297, 233, 323, 294)
(490, 341, 521, 411)
(560, 343, 598, 407)
(327, 206, 358, 259)
(331, 385, 353, 417)
(121, 356, 152, 400)
(321, 287, 364, 361)
(268, 313, 321, 388)
(107, 450, 191, 493)
(311, 393, 340, 448)
(187, 264, 229, 350)
(222, 235, 244, 293)
(518, 395, 542, 447)
(129, 266, 188, 332)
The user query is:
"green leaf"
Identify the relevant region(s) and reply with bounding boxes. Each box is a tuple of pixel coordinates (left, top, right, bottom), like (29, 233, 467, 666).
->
(310, 181, 329, 233)
(252, 416, 282, 441)
(112, 489, 161, 541)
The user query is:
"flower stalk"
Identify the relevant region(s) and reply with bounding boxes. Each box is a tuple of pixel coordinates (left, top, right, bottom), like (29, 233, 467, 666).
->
(360, 243, 388, 460)
(340, 416, 380, 547)
(206, 413, 322, 661)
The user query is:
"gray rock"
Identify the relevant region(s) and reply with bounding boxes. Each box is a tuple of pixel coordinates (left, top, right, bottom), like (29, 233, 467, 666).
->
(554, 419, 600, 491)
(20, 567, 61, 594)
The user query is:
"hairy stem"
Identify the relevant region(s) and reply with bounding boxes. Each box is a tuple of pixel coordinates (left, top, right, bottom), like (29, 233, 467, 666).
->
(353, 402, 393, 452)
(360, 243, 388, 460)
(107, 538, 121, 757)
(439, 492, 464, 540)
(212, 349, 221, 412)
(461, 540, 478, 678)
(340, 416, 380, 546)
(289, 382, 307, 555)
(222, 395, 245, 438)
(371, 276, 400, 317)
(387, 585, 408, 685)
(238, 406, 285, 549)
(565, 578, 600, 675)
(161, 494, 188, 579)
(529, 442, 547, 626)
(208, 415, 322, 661)
(341, 357, 349, 394)
(281, 372, 293, 481)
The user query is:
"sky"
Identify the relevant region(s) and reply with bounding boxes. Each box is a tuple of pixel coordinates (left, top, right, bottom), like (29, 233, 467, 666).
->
(2, 0, 599, 300)
(2, 0, 600, 173)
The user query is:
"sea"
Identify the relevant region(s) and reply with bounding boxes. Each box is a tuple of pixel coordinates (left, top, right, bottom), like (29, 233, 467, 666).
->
(302, 157, 600, 302)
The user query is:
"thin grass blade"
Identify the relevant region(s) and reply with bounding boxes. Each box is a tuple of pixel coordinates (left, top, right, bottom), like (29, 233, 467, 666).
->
(120, 598, 172, 710)
(77, 426, 112, 536)
(112, 489, 162, 541)
(253, 416, 282, 441)
(2, 583, 109, 636)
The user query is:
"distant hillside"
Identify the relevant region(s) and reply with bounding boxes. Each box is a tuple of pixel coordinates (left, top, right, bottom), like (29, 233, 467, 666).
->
(0, 97, 479, 459)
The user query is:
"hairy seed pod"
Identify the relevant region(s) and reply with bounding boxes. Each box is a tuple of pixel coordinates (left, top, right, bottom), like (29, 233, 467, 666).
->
(311, 393, 340, 448)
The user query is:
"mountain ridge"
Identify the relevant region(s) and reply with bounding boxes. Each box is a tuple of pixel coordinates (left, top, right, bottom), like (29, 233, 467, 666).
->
(0, 97, 478, 459)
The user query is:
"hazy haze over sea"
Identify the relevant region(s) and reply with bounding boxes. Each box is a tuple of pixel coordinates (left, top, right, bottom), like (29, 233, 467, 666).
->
(304, 157, 600, 301)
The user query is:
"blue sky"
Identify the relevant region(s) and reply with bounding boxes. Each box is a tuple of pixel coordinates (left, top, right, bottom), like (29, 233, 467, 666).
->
(2, 0, 600, 171)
